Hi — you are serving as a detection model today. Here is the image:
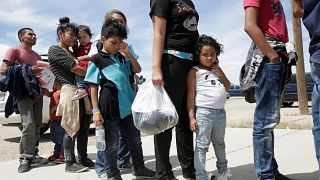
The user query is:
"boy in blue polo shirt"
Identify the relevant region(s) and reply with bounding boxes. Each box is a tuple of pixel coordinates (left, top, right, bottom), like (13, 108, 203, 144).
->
(84, 19, 155, 180)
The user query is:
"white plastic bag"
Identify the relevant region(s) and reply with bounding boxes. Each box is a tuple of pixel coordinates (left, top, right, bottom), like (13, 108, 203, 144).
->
(131, 82, 179, 135)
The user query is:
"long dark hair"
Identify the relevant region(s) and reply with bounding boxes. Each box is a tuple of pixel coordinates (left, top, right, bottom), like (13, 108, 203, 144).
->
(56, 17, 78, 39)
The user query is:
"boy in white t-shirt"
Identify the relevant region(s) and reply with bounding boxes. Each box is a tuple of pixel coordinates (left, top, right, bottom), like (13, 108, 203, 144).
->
(187, 34, 231, 180)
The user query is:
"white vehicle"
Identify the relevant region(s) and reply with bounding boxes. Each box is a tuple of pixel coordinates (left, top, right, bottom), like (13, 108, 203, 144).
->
(0, 91, 50, 134)
(0, 55, 50, 134)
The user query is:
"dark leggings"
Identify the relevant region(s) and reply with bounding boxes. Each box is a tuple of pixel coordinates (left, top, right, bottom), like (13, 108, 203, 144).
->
(154, 54, 195, 179)
(63, 98, 91, 163)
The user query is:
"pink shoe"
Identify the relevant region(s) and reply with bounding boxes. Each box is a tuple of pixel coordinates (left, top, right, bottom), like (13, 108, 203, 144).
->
(71, 88, 88, 101)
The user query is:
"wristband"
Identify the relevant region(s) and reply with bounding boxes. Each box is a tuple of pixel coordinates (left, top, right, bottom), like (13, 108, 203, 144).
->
(92, 108, 100, 113)
(93, 111, 101, 115)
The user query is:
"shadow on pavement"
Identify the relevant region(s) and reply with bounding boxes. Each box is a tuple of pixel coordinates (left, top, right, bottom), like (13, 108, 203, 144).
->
(224, 164, 318, 180)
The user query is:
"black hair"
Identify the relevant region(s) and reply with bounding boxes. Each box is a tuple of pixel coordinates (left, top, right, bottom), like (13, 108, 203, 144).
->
(56, 17, 78, 38)
(195, 34, 224, 62)
(17, 28, 34, 42)
(101, 19, 127, 40)
(78, 25, 93, 38)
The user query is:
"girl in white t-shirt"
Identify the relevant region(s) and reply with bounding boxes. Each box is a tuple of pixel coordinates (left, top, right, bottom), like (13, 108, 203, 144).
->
(187, 34, 231, 180)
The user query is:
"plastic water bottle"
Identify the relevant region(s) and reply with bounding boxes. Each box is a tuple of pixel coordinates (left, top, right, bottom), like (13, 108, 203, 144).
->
(96, 126, 106, 151)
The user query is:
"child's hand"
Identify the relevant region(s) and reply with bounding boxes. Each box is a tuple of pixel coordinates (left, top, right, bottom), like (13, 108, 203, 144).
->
(211, 64, 223, 77)
(93, 113, 104, 126)
(119, 42, 130, 56)
(189, 118, 198, 132)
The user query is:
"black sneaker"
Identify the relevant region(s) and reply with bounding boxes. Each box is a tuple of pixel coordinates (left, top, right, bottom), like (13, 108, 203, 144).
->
(132, 166, 156, 179)
(65, 163, 89, 173)
(18, 158, 31, 173)
(79, 157, 94, 168)
(275, 173, 292, 180)
(32, 155, 49, 165)
(183, 172, 196, 180)
(118, 162, 133, 172)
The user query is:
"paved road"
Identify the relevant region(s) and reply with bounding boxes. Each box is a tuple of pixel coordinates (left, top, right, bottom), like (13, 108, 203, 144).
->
(0, 97, 313, 162)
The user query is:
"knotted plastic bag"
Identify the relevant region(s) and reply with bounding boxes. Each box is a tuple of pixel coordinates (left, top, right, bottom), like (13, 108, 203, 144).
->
(131, 82, 179, 135)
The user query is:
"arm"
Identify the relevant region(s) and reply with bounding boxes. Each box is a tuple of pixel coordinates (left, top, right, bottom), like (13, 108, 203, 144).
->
(70, 64, 86, 76)
(187, 68, 198, 132)
(293, 0, 304, 18)
(119, 43, 141, 73)
(244, 6, 279, 63)
(48, 46, 86, 77)
(91, 84, 104, 127)
(77, 55, 91, 62)
(0, 60, 12, 76)
(151, 15, 166, 86)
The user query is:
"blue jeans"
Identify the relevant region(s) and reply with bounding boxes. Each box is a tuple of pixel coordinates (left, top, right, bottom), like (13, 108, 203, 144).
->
(117, 132, 131, 167)
(75, 75, 86, 89)
(253, 58, 287, 180)
(310, 49, 320, 169)
(95, 115, 144, 178)
(49, 120, 65, 154)
(194, 107, 227, 180)
(95, 131, 131, 175)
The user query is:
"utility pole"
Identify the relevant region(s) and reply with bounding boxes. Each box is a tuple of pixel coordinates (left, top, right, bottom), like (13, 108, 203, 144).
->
(290, 0, 309, 115)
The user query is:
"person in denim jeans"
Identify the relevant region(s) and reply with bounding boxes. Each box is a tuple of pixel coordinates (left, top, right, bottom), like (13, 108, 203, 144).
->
(85, 20, 155, 180)
(244, 0, 292, 179)
(47, 82, 65, 163)
(94, 10, 139, 177)
(293, 0, 320, 172)
(187, 35, 231, 180)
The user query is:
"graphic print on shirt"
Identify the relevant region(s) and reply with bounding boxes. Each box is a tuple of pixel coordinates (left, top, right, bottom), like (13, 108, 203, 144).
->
(269, 0, 284, 16)
(203, 72, 223, 87)
(176, 1, 198, 32)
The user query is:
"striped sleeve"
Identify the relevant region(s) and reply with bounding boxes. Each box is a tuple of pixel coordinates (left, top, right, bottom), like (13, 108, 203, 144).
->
(48, 46, 77, 70)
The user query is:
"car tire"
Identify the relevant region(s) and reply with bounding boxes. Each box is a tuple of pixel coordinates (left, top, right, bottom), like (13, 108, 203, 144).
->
(282, 101, 294, 107)
(18, 123, 50, 135)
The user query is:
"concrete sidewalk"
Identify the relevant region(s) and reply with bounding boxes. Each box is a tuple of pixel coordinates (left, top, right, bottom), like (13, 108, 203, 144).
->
(0, 128, 318, 180)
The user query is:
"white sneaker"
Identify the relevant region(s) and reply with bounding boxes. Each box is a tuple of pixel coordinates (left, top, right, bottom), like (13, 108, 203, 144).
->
(216, 169, 232, 180)
(216, 173, 227, 180)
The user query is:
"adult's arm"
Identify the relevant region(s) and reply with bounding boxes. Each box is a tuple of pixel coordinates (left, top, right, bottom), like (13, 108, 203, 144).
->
(244, 6, 279, 63)
(70, 65, 86, 76)
(293, 0, 304, 18)
(187, 68, 198, 132)
(0, 60, 12, 76)
(48, 46, 86, 76)
(151, 15, 166, 86)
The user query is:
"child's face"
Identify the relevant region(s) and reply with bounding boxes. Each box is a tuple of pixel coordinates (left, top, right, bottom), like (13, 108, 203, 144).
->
(199, 45, 218, 68)
(78, 30, 91, 46)
(101, 36, 123, 55)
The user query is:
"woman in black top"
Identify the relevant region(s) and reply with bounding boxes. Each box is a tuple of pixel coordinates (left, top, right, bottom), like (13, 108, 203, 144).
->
(150, 0, 199, 179)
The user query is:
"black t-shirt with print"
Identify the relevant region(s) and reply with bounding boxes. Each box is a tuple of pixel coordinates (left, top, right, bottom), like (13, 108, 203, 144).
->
(150, 0, 199, 54)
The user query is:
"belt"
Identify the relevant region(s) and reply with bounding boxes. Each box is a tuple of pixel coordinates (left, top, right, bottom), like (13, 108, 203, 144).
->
(163, 49, 193, 60)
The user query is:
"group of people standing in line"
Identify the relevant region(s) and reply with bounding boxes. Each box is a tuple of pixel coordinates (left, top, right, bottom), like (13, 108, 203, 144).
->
(0, 0, 319, 180)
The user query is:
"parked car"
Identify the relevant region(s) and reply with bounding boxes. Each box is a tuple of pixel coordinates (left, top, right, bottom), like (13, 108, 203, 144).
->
(227, 85, 242, 97)
(282, 72, 313, 107)
(0, 55, 50, 134)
